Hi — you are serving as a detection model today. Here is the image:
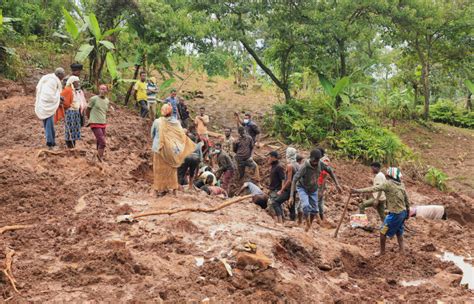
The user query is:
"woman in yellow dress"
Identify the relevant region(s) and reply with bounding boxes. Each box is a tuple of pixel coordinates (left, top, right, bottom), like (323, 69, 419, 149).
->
(151, 104, 195, 196)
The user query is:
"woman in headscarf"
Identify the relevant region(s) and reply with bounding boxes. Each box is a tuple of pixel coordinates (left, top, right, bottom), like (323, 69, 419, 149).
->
(151, 104, 196, 196)
(58, 76, 82, 148)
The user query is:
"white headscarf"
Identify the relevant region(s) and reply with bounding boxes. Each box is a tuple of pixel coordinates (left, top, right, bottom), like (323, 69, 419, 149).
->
(286, 147, 297, 163)
(66, 76, 80, 89)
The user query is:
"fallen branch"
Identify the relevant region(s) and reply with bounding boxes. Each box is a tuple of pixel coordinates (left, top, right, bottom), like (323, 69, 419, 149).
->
(3, 249, 19, 293)
(0, 225, 33, 234)
(36, 149, 66, 158)
(133, 194, 253, 219)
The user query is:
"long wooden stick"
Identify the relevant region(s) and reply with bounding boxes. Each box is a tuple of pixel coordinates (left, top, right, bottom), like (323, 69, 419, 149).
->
(334, 193, 352, 238)
(133, 194, 253, 219)
(0, 225, 33, 234)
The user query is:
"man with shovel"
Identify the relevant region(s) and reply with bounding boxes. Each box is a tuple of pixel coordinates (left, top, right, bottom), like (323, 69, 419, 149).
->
(351, 167, 410, 256)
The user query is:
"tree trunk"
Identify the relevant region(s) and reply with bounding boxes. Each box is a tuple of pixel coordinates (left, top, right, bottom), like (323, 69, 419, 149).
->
(421, 61, 430, 120)
(466, 93, 472, 112)
(335, 96, 342, 109)
(240, 39, 291, 102)
(413, 82, 418, 109)
(124, 64, 141, 105)
(96, 52, 107, 86)
(337, 39, 347, 78)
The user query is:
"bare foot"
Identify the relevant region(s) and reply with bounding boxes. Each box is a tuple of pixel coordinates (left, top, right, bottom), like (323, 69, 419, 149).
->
(374, 251, 385, 257)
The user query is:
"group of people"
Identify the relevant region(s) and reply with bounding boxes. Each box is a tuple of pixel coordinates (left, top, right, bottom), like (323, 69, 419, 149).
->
(35, 65, 111, 161)
(35, 68, 447, 256)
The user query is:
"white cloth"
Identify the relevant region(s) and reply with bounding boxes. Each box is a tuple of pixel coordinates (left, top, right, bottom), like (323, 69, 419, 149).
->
(373, 172, 387, 200)
(35, 73, 62, 120)
(415, 205, 445, 220)
(66, 76, 80, 89)
(199, 171, 217, 186)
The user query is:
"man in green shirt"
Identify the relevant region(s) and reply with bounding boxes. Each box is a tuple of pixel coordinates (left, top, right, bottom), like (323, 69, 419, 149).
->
(351, 167, 410, 256)
(289, 149, 342, 232)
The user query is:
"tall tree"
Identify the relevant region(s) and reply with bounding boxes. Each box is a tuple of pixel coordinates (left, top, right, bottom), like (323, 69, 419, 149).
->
(190, 1, 316, 102)
(387, 0, 472, 119)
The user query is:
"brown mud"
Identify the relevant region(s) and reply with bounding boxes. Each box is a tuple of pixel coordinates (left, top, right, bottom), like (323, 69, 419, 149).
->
(0, 82, 473, 302)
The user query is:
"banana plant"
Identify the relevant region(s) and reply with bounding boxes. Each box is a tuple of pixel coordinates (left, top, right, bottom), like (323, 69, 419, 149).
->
(318, 73, 351, 107)
(465, 80, 474, 94)
(62, 9, 120, 86)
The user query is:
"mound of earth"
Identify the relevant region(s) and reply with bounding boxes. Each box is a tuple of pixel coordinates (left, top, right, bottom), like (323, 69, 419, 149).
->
(1, 94, 473, 302)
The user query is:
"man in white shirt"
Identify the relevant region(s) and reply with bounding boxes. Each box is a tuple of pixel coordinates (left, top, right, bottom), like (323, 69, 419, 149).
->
(359, 162, 387, 221)
(236, 181, 268, 209)
(35, 68, 65, 149)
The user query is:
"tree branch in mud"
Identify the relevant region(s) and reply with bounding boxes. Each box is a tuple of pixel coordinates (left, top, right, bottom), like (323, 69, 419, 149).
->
(2, 249, 19, 294)
(131, 194, 253, 219)
(0, 225, 33, 234)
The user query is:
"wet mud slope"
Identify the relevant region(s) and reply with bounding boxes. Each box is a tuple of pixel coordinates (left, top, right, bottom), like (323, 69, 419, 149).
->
(0, 95, 473, 303)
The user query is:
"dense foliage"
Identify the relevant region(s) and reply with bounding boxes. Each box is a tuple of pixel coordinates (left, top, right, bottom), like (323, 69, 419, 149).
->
(430, 100, 474, 129)
(0, 0, 472, 164)
(269, 97, 410, 164)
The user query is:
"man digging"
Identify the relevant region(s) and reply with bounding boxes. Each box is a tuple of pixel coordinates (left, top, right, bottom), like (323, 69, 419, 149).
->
(351, 167, 410, 256)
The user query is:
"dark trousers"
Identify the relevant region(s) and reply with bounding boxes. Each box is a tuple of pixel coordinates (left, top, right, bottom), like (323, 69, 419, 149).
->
(139, 100, 148, 118)
(177, 155, 200, 185)
(236, 157, 257, 179)
(42, 115, 56, 147)
(272, 189, 293, 217)
(91, 127, 106, 149)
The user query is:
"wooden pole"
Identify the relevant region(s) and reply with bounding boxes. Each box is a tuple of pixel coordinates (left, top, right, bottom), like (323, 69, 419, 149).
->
(132, 194, 253, 219)
(334, 193, 352, 238)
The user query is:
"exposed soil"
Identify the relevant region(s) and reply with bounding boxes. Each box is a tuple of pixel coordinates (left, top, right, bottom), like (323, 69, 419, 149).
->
(396, 122, 474, 198)
(0, 78, 473, 302)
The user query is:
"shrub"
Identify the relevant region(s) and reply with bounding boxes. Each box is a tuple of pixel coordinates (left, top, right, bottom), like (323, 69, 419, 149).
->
(430, 100, 474, 129)
(270, 97, 368, 145)
(330, 127, 411, 164)
(424, 167, 448, 192)
(269, 96, 410, 164)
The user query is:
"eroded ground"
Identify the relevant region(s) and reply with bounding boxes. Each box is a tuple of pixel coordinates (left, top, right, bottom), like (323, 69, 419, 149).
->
(1, 89, 473, 302)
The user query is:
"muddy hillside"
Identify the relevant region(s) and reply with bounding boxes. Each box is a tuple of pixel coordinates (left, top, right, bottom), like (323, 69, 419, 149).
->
(1, 91, 473, 303)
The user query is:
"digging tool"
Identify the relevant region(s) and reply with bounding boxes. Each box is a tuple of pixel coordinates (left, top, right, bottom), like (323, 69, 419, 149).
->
(334, 193, 352, 238)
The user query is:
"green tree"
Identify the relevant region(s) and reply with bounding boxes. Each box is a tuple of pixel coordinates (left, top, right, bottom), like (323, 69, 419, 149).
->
(387, 0, 473, 120)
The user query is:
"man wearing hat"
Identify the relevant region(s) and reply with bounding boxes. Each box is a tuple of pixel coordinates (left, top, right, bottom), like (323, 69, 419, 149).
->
(63, 63, 83, 87)
(351, 167, 410, 256)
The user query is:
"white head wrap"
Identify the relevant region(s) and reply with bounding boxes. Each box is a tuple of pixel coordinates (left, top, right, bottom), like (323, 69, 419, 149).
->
(66, 76, 80, 89)
(286, 147, 297, 162)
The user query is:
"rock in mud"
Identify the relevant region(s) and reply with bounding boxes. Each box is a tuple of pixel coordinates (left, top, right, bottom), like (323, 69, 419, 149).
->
(318, 264, 333, 271)
(421, 243, 437, 252)
(236, 251, 272, 269)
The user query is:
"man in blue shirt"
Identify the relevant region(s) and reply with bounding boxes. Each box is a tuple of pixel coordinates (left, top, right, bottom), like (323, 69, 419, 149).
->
(165, 89, 180, 120)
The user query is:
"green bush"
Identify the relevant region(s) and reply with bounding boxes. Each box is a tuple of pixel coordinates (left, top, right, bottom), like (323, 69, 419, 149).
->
(330, 127, 411, 164)
(425, 167, 448, 191)
(269, 96, 410, 163)
(270, 97, 368, 145)
(430, 100, 474, 129)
